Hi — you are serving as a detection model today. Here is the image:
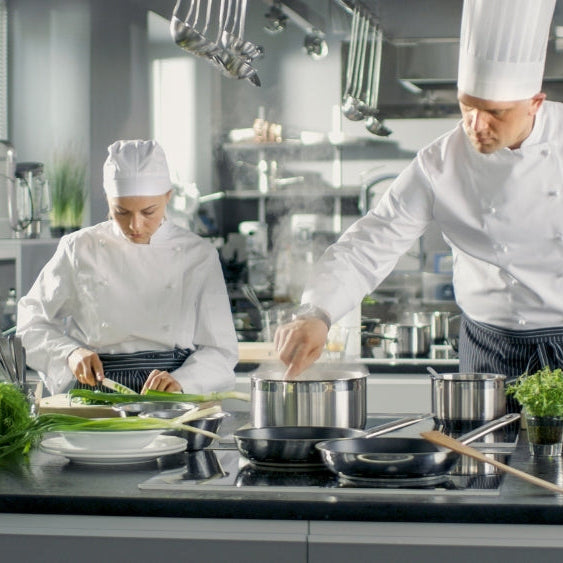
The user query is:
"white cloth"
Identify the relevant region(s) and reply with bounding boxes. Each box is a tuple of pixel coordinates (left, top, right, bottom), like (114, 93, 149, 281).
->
(103, 140, 172, 197)
(16, 220, 238, 395)
(303, 101, 563, 332)
(458, 0, 555, 100)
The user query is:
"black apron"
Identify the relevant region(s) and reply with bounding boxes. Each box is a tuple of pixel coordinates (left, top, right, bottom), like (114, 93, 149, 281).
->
(459, 315, 563, 412)
(73, 347, 192, 394)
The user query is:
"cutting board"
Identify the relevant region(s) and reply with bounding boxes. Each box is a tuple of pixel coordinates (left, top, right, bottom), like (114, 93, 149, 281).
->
(238, 342, 277, 362)
(39, 394, 120, 418)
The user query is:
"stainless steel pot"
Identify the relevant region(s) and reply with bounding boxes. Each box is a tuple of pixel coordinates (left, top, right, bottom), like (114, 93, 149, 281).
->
(379, 322, 430, 358)
(429, 371, 507, 424)
(401, 311, 460, 345)
(250, 364, 367, 429)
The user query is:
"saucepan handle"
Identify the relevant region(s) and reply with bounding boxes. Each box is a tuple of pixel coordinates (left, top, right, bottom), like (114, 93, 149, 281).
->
(362, 412, 435, 439)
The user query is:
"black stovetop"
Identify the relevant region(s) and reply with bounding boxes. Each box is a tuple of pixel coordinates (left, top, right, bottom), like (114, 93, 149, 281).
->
(139, 414, 519, 496)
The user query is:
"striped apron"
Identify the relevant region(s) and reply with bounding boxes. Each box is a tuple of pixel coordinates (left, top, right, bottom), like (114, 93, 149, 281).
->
(459, 315, 563, 412)
(73, 347, 192, 393)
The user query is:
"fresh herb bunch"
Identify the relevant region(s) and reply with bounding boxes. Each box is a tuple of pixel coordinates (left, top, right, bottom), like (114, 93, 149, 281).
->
(506, 366, 563, 417)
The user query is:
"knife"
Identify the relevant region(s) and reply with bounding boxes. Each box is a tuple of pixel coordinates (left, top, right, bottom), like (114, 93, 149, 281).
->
(101, 377, 137, 395)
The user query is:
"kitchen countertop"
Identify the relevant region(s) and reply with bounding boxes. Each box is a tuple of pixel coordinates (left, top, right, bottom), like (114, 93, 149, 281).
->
(1, 411, 563, 525)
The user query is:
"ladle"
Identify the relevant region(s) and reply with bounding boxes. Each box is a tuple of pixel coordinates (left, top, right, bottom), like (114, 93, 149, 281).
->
(342, 10, 369, 121)
(365, 26, 392, 136)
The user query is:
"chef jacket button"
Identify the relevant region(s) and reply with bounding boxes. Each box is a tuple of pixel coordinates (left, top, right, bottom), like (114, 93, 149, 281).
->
(99, 240, 105, 247)
(101, 322, 109, 329)
(548, 189, 561, 198)
(488, 206, 496, 215)
(167, 283, 176, 289)
(518, 319, 527, 326)
(555, 233, 563, 243)
(494, 243, 508, 253)
(174, 246, 182, 252)
(541, 148, 550, 157)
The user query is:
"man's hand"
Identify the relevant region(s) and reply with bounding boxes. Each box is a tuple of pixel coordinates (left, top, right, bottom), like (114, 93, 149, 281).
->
(274, 318, 329, 379)
(68, 347, 104, 387)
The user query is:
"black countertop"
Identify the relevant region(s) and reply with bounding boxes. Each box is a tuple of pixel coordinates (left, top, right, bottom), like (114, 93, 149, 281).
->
(1, 412, 563, 524)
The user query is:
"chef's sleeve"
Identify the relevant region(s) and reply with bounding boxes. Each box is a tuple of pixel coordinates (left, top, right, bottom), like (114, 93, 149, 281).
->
(302, 156, 435, 323)
(16, 237, 85, 394)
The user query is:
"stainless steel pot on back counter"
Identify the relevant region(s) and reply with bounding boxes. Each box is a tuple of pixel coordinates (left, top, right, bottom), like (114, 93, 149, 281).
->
(429, 371, 507, 426)
(250, 364, 367, 429)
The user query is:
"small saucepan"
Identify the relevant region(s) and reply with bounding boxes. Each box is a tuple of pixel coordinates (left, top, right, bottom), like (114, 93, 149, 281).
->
(233, 413, 433, 467)
(315, 413, 520, 481)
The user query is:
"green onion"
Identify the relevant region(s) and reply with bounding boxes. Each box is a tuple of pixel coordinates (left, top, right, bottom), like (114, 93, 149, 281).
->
(69, 389, 251, 405)
(0, 383, 227, 461)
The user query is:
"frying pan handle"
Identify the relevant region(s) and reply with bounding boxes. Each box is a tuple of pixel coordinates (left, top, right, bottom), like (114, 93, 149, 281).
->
(362, 413, 434, 439)
(458, 413, 521, 445)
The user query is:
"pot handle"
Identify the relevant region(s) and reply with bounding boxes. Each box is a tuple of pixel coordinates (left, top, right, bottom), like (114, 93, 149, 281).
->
(363, 413, 434, 439)
(458, 413, 521, 445)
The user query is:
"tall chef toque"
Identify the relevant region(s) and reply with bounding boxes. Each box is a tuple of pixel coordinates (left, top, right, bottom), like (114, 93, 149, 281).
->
(457, 0, 556, 101)
(103, 139, 172, 197)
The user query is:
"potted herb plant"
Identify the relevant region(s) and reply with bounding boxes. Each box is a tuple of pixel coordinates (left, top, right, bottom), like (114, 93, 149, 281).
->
(48, 150, 87, 236)
(506, 366, 563, 456)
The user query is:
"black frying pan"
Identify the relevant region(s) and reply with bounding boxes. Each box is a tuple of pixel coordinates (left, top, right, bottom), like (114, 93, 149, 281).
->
(315, 413, 520, 481)
(233, 414, 433, 467)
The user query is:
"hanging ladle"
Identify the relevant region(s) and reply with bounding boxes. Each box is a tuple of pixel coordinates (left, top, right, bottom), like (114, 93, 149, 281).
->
(342, 9, 369, 121)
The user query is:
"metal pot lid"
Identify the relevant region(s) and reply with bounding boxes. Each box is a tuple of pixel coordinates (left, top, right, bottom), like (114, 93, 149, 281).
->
(251, 362, 367, 382)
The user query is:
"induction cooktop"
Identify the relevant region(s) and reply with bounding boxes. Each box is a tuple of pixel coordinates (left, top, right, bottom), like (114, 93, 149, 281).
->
(138, 415, 519, 497)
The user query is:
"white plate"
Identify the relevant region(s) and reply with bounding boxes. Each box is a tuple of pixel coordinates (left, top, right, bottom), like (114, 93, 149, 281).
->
(40, 435, 187, 465)
(58, 429, 164, 450)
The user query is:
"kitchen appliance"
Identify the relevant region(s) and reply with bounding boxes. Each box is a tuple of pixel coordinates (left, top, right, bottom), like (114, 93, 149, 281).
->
(8, 161, 49, 238)
(0, 140, 16, 238)
(429, 371, 507, 428)
(139, 412, 521, 495)
(250, 364, 367, 429)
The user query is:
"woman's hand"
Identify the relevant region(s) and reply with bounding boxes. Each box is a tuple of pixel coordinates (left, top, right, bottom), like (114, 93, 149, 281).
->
(274, 318, 328, 379)
(141, 369, 182, 394)
(68, 347, 104, 386)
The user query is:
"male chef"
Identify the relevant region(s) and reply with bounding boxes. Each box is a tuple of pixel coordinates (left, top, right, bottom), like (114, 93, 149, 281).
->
(276, 0, 562, 379)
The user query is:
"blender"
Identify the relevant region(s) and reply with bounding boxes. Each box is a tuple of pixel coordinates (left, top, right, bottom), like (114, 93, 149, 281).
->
(8, 161, 50, 238)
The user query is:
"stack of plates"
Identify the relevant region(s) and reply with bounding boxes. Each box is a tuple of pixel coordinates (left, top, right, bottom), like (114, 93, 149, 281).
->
(40, 430, 187, 465)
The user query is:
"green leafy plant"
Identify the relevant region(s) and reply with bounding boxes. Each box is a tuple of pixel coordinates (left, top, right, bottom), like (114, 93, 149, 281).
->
(48, 150, 87, 230)
(506, 366, 563, 417)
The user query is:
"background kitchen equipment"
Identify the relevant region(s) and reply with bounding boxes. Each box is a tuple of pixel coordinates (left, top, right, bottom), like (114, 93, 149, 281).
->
(315, 413, 520, 482)
(428, 369, 507, 430)
(250, 363, 367, 429)
(8, 162, 50, 239)
(376, 321, 431, 358)
(0, 141, 16, 238)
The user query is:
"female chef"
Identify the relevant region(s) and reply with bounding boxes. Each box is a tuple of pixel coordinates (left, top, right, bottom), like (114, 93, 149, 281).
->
(276, 0, 563, 380)
(17, 139, 238, 395)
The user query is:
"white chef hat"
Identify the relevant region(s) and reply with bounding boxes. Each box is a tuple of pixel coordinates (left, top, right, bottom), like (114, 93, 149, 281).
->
(103, 139, 171, 198)
(457, 0, 556, 101)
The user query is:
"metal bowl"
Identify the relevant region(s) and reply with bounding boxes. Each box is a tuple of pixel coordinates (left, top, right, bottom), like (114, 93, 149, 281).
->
(112, 401, 197, 418)
(140, 410, 229, 451)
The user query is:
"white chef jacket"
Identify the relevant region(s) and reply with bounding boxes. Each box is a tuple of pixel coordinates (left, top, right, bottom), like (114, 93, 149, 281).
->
(17, 220, 239, 395)
(303, 101, 563, 331)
